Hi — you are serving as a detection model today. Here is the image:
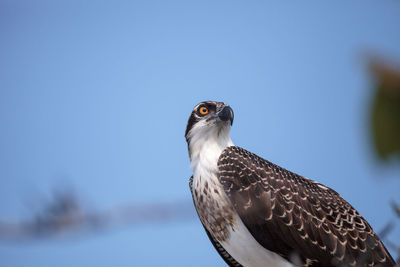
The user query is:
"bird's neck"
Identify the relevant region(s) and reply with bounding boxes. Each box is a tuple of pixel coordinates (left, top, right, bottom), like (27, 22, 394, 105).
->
(189, 127, 234, 177)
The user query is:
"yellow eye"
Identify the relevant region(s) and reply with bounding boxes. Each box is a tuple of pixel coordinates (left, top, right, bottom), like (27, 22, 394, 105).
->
(199, 106, 209, 115)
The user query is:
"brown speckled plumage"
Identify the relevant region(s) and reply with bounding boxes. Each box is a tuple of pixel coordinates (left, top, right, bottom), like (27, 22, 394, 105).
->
(191, 174, 236, 242)
(217, 146, 395, 267)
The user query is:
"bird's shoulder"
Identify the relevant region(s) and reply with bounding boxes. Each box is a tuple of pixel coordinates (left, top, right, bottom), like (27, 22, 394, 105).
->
(218, 145, 339, 197)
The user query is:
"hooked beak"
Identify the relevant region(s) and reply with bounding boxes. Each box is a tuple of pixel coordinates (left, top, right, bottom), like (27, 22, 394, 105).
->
(216, 105, 234, 125)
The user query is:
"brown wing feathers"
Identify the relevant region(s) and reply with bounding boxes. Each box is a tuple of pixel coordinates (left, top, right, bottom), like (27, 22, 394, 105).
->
(218, 146, 395, 267)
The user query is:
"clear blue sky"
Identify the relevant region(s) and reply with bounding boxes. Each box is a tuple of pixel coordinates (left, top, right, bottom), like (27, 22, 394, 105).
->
(0, 1, 399, 266)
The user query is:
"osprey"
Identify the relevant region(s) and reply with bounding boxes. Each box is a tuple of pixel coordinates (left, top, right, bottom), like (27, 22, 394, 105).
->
(185, 101, 395, 267)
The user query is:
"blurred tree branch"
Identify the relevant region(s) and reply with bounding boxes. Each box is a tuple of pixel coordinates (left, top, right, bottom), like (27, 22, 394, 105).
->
(0, 189, 195, 242)
(384, 201, 400, 264)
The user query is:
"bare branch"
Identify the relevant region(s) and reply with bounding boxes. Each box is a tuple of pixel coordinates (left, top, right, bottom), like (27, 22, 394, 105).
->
(0, 189, 195, 242)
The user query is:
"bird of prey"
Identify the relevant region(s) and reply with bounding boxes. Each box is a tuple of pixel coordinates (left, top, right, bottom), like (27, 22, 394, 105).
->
(185, 101, 395, 267)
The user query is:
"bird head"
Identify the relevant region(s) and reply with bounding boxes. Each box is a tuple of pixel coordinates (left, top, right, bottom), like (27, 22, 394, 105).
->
(185, 101, 234, 162)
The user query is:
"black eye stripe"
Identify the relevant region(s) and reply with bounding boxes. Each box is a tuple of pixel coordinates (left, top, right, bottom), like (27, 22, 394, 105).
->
(185, 112, 199, 138)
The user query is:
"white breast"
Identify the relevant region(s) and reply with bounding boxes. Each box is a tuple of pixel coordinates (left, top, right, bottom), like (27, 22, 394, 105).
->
(221, 215, 295, 267)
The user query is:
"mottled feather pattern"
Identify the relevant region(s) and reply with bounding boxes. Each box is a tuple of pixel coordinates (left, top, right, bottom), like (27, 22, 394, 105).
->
(192, 174, 237, 242)
(218, 146, 395, 267)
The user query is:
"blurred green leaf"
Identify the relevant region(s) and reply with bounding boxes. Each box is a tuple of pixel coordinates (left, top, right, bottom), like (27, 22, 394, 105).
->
(370, 59, 400, 160)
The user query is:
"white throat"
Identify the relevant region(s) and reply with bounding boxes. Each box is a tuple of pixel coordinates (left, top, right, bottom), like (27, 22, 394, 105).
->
(188, 122, 234, 177)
